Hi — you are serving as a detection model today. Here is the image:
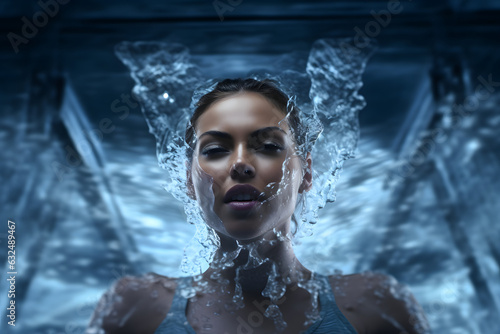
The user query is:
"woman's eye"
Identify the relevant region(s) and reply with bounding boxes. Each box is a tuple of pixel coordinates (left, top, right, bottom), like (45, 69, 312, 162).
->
(201, 146, 228, 156)
(260, 143, 284, 152)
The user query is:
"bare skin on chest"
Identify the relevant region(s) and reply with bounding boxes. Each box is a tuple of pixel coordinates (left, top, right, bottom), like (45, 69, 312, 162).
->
(186, 282, 319, 334)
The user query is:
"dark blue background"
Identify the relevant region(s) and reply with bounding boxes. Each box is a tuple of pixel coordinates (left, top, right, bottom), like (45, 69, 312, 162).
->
(1, 1, 499, 333)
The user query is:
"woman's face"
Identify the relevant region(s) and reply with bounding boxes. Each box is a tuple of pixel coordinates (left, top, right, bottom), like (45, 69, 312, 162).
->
(189, 92, 308, 241)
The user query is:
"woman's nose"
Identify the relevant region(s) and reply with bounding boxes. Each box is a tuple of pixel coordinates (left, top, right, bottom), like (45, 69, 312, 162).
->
(230, 146, 255, 179)
(230, 161, 255, 179)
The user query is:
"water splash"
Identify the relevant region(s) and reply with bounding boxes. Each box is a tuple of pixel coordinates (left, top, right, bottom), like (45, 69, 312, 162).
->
(296, 38, 375, 234)
(261, 262, 287, 331)
(114, 38, 375, 332)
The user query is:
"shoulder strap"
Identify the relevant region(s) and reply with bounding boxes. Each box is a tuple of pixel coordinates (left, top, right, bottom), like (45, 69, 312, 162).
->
(313, 273, 358, 333)
(169, 276, 193, 314)
(154, 276, 194, 334)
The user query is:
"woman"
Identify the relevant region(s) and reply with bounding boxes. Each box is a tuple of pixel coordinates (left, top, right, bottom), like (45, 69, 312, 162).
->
(87, 78, 429, 334)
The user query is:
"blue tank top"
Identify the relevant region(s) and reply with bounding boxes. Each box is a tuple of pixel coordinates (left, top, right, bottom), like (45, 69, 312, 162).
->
(154, 273, 358, 333)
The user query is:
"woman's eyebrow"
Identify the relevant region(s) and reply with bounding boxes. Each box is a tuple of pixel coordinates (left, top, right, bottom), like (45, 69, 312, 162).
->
(198, 130, 232, 141)
(250, 126, 287, 137)
(198, 127, 286, 141)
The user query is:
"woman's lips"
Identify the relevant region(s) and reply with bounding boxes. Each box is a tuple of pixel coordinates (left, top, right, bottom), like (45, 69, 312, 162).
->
(226, 200, 259, 211)
(224, 184, 261, 202)
(224, 184, 263, 211)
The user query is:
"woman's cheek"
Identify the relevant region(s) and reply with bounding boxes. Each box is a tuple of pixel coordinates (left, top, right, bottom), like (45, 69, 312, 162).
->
(191, 158, 218, 210)
(278, 158, 302, 202)
(261, 159, 285, 184)
(192, 164, 214, 202)
(191, 162, 227, 231)
(198, 161, 227, 197)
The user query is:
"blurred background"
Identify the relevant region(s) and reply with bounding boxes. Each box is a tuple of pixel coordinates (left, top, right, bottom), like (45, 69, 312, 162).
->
(1, 0, 499, 333)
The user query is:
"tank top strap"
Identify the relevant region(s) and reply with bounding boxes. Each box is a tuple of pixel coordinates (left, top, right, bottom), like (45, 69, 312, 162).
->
(315, 273, 336, 305)
(305, 273, 358, 334)
(154, 276, 196, 334)
(169, 276, 193, 314)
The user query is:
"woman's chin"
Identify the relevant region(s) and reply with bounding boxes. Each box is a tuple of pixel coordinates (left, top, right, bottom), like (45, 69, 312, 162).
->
(223, 226, 265, 242)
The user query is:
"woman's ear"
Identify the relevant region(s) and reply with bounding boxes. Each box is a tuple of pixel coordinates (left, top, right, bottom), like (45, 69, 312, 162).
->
(186, 161, 196, 200)
(299, 152, 312, 193)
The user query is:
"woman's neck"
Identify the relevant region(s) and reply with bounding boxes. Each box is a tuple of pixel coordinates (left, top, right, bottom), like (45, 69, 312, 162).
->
(203, 225, 311, 294)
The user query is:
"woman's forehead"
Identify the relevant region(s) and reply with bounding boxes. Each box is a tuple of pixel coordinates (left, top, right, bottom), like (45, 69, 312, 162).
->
(195, 92, 289, 135)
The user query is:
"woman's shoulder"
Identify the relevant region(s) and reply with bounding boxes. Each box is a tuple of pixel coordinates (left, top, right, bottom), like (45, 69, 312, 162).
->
(327, 271, 430, 334)
(88, 272, 178, 334)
